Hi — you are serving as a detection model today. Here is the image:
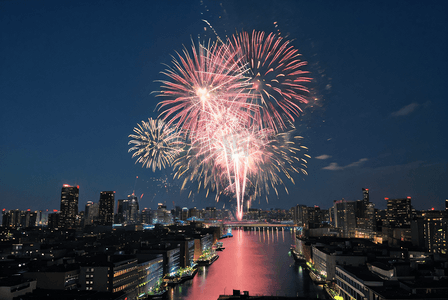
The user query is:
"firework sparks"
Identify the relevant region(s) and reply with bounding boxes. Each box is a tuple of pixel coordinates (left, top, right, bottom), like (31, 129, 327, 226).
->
(228, 30, 312, 131)
(129, 31, 311, 220)
(128, 118, 184, 172)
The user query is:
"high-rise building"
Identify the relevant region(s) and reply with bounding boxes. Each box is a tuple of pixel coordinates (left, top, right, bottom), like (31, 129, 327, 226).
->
(99, 191, 115, 226)
(355, 188, 375, 239)
(115, 199, 128, 224)
(141, 208, 151, 224)
(115, 194, 139, 225)
(362, 188, 369, 203)
(334, 200, 356, 238)
(188, 207, 199, 219)
(84, 201, 99, 226)
(421, 210, 447, 254)
(60, 184, 79, 228)
(128, 194, 139, 224)
(36, 210, 49, 227)
(294, 205, 309, 228)
(181, 207, 188, 221)
(154, 203, 172, 224)
(383, 197, 413, 246)
(385, 197, 413, 228)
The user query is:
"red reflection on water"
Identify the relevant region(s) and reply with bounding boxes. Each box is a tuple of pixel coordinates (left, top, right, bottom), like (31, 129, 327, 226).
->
(171, 228, 295, 300)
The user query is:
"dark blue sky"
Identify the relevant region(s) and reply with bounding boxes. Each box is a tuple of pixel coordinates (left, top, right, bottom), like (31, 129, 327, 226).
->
(1, 0, 447, 212)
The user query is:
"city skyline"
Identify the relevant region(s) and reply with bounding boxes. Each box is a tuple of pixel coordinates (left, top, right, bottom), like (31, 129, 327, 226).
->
(1, 1, 447, 212)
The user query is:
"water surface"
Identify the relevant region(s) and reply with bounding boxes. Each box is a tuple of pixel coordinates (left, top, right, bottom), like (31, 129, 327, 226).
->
(168, 228, 326, 299)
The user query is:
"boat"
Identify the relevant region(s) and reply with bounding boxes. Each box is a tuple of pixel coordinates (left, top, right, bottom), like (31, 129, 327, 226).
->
(214, 242, 225, 251)
(179, 267, 198, 282)
(308, 269, 327, 284)
(163, 274, 181, 286)
(196, 254, 219, 266)
(290, 246, 306, 264)
(291, 249, 306, 264)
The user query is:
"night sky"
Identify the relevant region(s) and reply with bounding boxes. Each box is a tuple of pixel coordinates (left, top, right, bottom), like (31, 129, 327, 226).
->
(1, 0, 447, 213)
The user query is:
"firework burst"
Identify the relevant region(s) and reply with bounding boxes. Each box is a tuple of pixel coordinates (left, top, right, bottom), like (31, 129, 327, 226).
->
(228, 30, 312, 131)
(156, 40, 256, 138)
(128, 118, 184, 172)
(129, 31, 312, 220)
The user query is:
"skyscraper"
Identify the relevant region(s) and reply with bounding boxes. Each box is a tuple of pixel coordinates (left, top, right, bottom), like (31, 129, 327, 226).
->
(99, 191, 115, 226)
(60, 184, 79, 228)
(128, 194, 139, 224)
(385, 197, 413, 228)
(362, 188, 369, 203)
(355, 188, 375, 238)
(84, 201, 99, 226)
(115, 199, 128, 224)
(333, 199, 356, 238)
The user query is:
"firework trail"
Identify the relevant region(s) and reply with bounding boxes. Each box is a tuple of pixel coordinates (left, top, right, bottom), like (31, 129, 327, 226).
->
(129, 31, 311, 220)
(128, 118, 184, 172)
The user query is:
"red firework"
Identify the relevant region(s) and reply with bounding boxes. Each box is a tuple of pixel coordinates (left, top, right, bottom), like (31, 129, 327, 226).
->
(228, 30, 312, 131)
(139, 32, 311, 220)
(156, 40, 256, 138)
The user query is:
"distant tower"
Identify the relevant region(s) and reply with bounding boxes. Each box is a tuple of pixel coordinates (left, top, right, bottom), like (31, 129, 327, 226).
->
(446, 199, 448, 211)
(128, 194, 139, 224)
(115, 199, 127, 224)
(99, 191, 115, 226)
(362, 188, 369, 203)
(334, 199, 357, 238)
(60, 184, 79, 228)
(84, 201, 99, 226)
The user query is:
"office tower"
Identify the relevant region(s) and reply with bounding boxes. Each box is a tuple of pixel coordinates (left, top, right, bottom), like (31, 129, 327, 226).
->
(48, 211, 62, 229)
(188, 207, 199, 219)
(20, 210, 37, 228)
(128, 194, 139, 224)
(385, 197, 413, 228)
(422, 210, 447, 254)
(60, 184, 79, 228)
(294, 205, 309, 228)
(84, 201, 99, 226)
(172, 206, 182, 220)
(384, 197, 413, 245)
(446, 199, 448, 211)
(362, 188, 369, 203)
(181, 207, 188, 221)
(2, 209, 12, 227)
(141, 208, 151, 224)
(115, 199, 127, 224)
(99, 191, 115, 226)
(355, 188, 375, 238)
(154, 203, 172, 224)
(334, 200, 356, 238)
(115, 194, 139, 225)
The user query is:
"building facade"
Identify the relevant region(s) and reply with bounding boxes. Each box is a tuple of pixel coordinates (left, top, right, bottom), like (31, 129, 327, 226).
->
(60, 184, 79, 228)
(99, 191, 115, 226)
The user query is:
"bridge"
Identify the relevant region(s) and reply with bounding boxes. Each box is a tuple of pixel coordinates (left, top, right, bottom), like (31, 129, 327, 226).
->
(222, 221, 295, 228)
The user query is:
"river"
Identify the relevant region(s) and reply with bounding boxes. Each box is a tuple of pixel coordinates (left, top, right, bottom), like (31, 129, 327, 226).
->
(167, 227, 327, 299)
